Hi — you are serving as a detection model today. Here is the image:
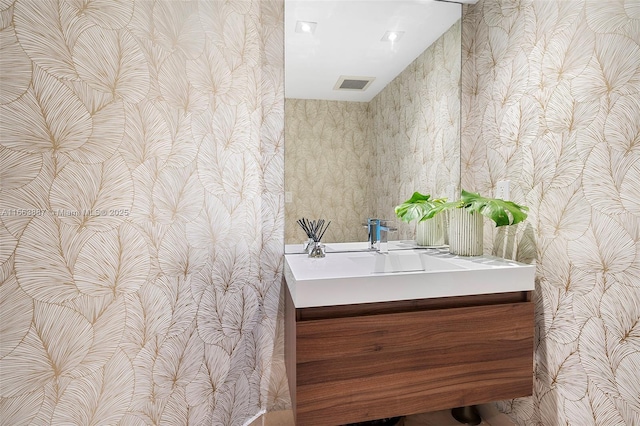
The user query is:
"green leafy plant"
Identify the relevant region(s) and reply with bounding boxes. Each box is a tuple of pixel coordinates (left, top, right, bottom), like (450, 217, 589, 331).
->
(421, 189, 529, 227)
(461, 190, 529, 226)
(394, 192, 447, 223)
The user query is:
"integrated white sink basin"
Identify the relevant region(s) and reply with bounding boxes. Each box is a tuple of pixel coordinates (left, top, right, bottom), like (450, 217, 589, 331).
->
(347, 251, 464, 274)
(284, 244, 535, 308)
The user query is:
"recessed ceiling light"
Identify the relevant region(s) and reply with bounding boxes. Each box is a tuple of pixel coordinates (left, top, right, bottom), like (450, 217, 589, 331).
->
(381, 31, 404, 42)
(295, 20, 317, 34)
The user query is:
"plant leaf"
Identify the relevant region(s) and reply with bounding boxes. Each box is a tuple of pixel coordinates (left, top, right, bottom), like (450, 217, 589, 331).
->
(461, 189, 529, 226)
(423, 200, 462, 220)
(394, 192, 448, 223)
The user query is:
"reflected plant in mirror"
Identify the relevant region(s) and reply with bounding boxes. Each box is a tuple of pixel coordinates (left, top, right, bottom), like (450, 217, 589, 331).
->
(284, 1, 462, 248)
(394, 192, 448, 246)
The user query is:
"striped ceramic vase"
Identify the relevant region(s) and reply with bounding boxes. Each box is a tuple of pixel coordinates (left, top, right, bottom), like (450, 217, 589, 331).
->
(448, 209, 483, 256)
(415, 216, 445, 246)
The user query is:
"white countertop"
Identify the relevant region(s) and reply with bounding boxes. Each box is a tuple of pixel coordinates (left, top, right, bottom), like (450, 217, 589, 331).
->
(284, 242, 535, 308)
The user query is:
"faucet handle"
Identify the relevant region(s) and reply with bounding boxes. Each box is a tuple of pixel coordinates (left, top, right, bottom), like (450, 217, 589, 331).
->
(379, 219, 397, 232)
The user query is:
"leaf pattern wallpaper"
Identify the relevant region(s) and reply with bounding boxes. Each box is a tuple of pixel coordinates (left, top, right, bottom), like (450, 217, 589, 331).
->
(461, 0, 640, 424)
(370, 19, 461, 240)
(0, 0, 285, 424)
(284, 100, 371, 244)
(284, 21, 461, 244)
(3, 0, 640, 424)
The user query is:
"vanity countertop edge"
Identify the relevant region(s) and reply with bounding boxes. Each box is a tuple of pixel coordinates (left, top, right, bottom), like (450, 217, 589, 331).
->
(284, 245, 535, 309)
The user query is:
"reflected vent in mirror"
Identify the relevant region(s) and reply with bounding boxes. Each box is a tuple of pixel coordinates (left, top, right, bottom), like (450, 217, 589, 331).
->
(334, 76, 375, 91)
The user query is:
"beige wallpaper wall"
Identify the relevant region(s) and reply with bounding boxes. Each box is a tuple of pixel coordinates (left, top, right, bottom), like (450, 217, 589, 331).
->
(285, 21, 461, 243)
(0, 0, 285, 424)
(6, 0, 638, 424)
(462, 1, 640, 424)
(370, 20, 461, 240)
(284, 99, 371, 244)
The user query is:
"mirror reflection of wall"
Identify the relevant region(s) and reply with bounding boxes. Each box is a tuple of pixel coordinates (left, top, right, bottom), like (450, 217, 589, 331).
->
(284, 1, 461, 245)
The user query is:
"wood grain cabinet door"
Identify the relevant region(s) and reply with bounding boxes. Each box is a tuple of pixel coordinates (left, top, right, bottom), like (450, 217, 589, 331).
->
(289, 298, 534, 426)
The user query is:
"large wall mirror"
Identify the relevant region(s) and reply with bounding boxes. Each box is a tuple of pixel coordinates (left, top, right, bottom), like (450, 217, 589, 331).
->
(284, 0, 462, 247)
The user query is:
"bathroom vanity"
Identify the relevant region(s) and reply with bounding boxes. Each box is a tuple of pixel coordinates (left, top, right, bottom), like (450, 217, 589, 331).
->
(284, 243, 535, 426)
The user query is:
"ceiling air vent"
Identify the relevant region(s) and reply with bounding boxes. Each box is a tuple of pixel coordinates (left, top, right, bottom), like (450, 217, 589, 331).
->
(334, 76, 375, 91)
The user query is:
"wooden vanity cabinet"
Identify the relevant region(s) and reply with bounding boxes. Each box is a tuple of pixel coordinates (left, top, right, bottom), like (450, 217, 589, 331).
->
(284, 288, 534, 426)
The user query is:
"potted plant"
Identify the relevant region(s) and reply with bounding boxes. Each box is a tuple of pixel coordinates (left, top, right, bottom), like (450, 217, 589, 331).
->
(394, 192, 447, 246)
(421, 189, 529, 256)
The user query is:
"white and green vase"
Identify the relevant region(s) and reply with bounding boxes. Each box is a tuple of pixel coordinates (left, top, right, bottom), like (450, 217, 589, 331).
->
(448, 209, 483, 256)
(415, 215, 445, 246)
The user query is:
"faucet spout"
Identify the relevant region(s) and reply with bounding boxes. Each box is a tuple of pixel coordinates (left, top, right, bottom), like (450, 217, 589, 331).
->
(367, 218, 380, 250)
(366, 218, 397, 252)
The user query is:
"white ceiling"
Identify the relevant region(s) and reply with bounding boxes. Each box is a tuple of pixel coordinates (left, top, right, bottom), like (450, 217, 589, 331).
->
(285, 0, 463, 102)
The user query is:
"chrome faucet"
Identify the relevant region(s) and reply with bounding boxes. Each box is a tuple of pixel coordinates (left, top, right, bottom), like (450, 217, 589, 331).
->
(366, 218, 397, 253)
